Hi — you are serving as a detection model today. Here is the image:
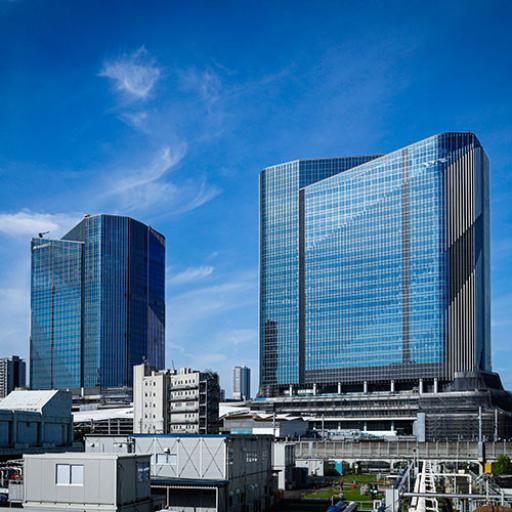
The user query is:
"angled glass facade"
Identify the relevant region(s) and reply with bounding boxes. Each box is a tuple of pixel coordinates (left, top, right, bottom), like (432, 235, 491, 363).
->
(30, 214, 165, 391)
(260, 133, 490, 395)
(31, 239, 83, 390)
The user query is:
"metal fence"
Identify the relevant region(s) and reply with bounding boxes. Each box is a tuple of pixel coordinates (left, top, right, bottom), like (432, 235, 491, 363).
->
(295, 440, 512, 462)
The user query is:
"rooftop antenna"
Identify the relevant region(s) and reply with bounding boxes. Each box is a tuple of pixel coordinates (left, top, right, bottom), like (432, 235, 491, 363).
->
(38, 231, 50, 239)
(171, 360, 176, 371)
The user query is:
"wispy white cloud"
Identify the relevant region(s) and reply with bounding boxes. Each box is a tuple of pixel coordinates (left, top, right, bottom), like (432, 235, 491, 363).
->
(0, 211, 81, 238)
(103, 145, 183, 212)
(179, 67, 222, 110)
(168, 265, 215, 285)
(101, 144, 219, 216)
(175, 64, 291, 144)
(175, 66, 228, 140)
(119, 110, 149, 131)
(174, 178, 221, 215)
(165, 269, 258, 391)
(216, 328, 257, 348)
(98, 50, 221, 217)
(168, 269, 257, 321)
(100, 46, 161, 100)
(113, 146, 183, 193)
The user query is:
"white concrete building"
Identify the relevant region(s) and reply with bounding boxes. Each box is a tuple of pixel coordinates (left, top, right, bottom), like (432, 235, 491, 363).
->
(133, 364, 220, 435)
(133, 364, 170, 434)
(22, 452, 152, 512)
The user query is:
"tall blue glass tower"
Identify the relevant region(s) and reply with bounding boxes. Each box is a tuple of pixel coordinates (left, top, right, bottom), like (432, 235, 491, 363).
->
(260, 133, 490, 396)
(31, 214, 165, 392)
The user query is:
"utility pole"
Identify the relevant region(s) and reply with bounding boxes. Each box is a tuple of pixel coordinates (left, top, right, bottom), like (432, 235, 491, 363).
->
(478, 407, 483, 443)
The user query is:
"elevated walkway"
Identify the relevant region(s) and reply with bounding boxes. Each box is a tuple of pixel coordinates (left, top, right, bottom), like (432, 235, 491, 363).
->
(295, 440, 511, 464)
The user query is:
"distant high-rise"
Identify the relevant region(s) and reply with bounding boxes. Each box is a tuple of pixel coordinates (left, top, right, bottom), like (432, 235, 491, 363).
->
(30, 214, 165, 392)
(233, 365, 251, 401)
(0, 356, 26, 398)
(260, 133, 490, 396)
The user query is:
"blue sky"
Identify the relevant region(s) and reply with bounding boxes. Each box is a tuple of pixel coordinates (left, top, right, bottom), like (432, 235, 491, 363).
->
(0, 0, 511, 395)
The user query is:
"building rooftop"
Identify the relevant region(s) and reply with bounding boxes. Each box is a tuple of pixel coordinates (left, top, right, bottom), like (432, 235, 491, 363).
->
(73, 406, 133, 423)
(131, 433, 229, 438)
(219, 402, 250, 418)
(223, 411, 305, 422)
(0, 390, 60, 413)
(24, 452, 148, 460)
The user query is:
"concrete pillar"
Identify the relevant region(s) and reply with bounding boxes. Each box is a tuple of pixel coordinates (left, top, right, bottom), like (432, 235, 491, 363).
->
(11, 414, 17, 446)
(419, 379, 424, 394)
(288, 385, 293, 396)
(391, 421, 395, 432)
(40, 417, 45, 446)
(433, 378, 438, 394)
(363, 421, 368, 431)
(390, 380, 395, 393)
(337, 382, 342, 395)
(363, 381, 368, 393)
(312, 383, 317, 396)
(68, 418, 74, 445)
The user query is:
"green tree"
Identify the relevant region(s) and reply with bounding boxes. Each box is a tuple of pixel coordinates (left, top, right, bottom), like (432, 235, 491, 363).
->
(493, 455, 512, 475)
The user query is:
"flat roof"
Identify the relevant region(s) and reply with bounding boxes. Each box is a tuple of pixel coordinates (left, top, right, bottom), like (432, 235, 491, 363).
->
(0, 390, 59, 412)
(24, 452, 148, 460)
(132, 433, 228, 438)
(131, 433, 273, 440)
(73, 407, 133, 423)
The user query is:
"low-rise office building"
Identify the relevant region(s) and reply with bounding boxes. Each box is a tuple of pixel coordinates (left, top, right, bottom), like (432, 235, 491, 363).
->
(133, 364, 220, 434)
(22, 452, 152, 512)
(0, 390, 72, 454)
(85, 433, 276, 512)
(169, 368, 220, 434)
(134, 434, 275, 512)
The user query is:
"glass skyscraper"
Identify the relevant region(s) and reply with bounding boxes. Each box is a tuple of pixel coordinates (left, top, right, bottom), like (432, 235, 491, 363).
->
(30, 214, 165, 392)
(233, 365, 251, 401)
(260, 133, 490, 396)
